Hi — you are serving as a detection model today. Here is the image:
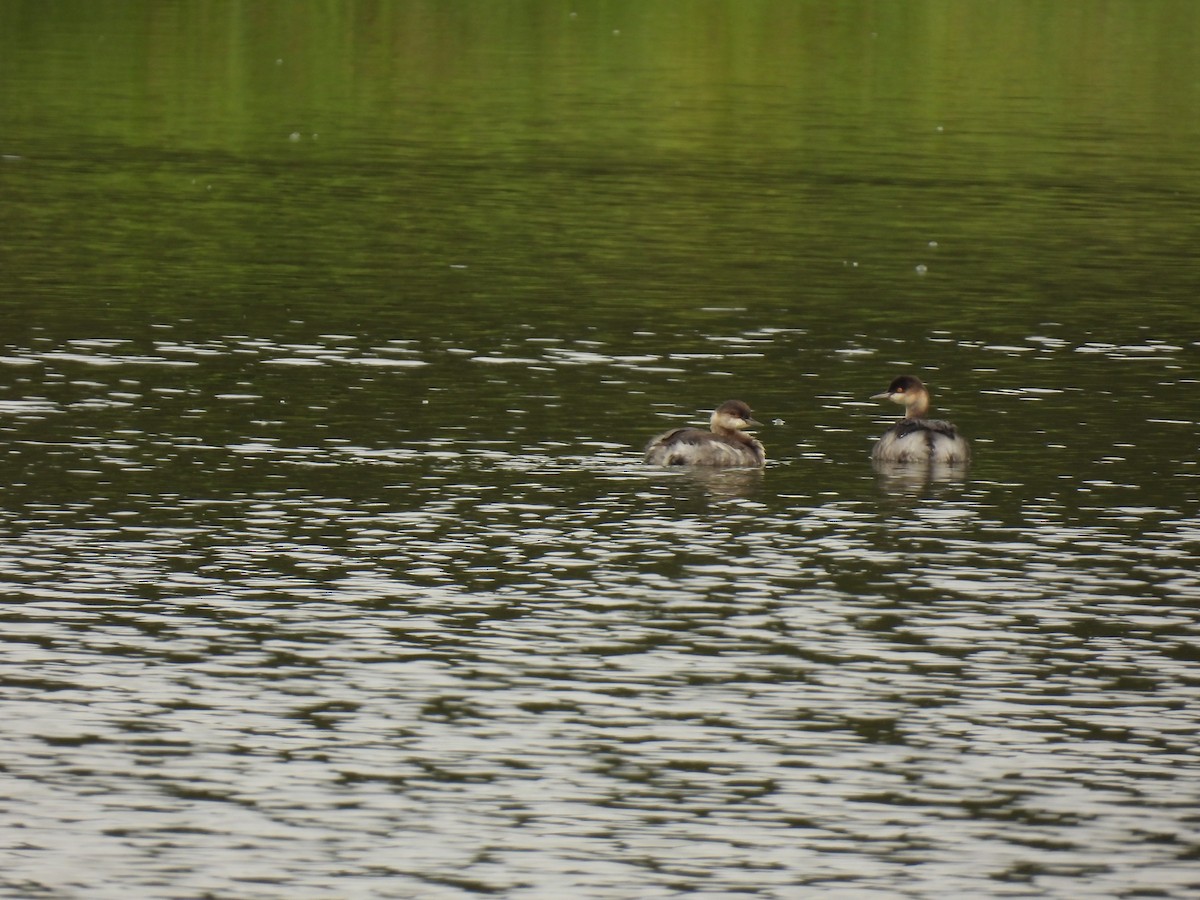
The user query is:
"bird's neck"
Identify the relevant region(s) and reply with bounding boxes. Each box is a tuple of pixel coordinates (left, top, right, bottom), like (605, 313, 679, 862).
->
(905, 393, 931, 418)
(710, 415, 739, 436)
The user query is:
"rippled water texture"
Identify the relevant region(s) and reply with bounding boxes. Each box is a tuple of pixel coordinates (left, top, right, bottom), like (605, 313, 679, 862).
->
(2, 2, 1200, 898)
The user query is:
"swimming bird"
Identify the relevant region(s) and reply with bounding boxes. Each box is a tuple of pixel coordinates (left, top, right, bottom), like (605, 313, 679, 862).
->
(644, 399, 765, 467)
(871, 375, 969, 463)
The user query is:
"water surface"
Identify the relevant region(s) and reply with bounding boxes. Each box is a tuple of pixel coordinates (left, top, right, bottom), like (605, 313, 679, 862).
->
(2, 2, 1200, 897)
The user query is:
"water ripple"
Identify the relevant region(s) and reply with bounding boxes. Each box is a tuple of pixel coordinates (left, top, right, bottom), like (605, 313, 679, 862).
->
(0, 333, 1198, 898)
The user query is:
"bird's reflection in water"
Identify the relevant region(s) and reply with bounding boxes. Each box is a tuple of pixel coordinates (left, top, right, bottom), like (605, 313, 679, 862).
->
(661, 465, 764, 501)
(872, 457, 969, 499)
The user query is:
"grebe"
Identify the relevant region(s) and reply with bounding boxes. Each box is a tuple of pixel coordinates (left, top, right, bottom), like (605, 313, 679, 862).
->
(644, 399, 765, 467)
(871, 375, 969, 463)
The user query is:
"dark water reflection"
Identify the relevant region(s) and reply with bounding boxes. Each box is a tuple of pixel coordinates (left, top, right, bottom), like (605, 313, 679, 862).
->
(3, 1, 1200, 898)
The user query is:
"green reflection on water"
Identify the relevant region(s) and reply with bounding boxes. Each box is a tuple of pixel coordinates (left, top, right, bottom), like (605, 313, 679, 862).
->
(1, 0, 1199, 344)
